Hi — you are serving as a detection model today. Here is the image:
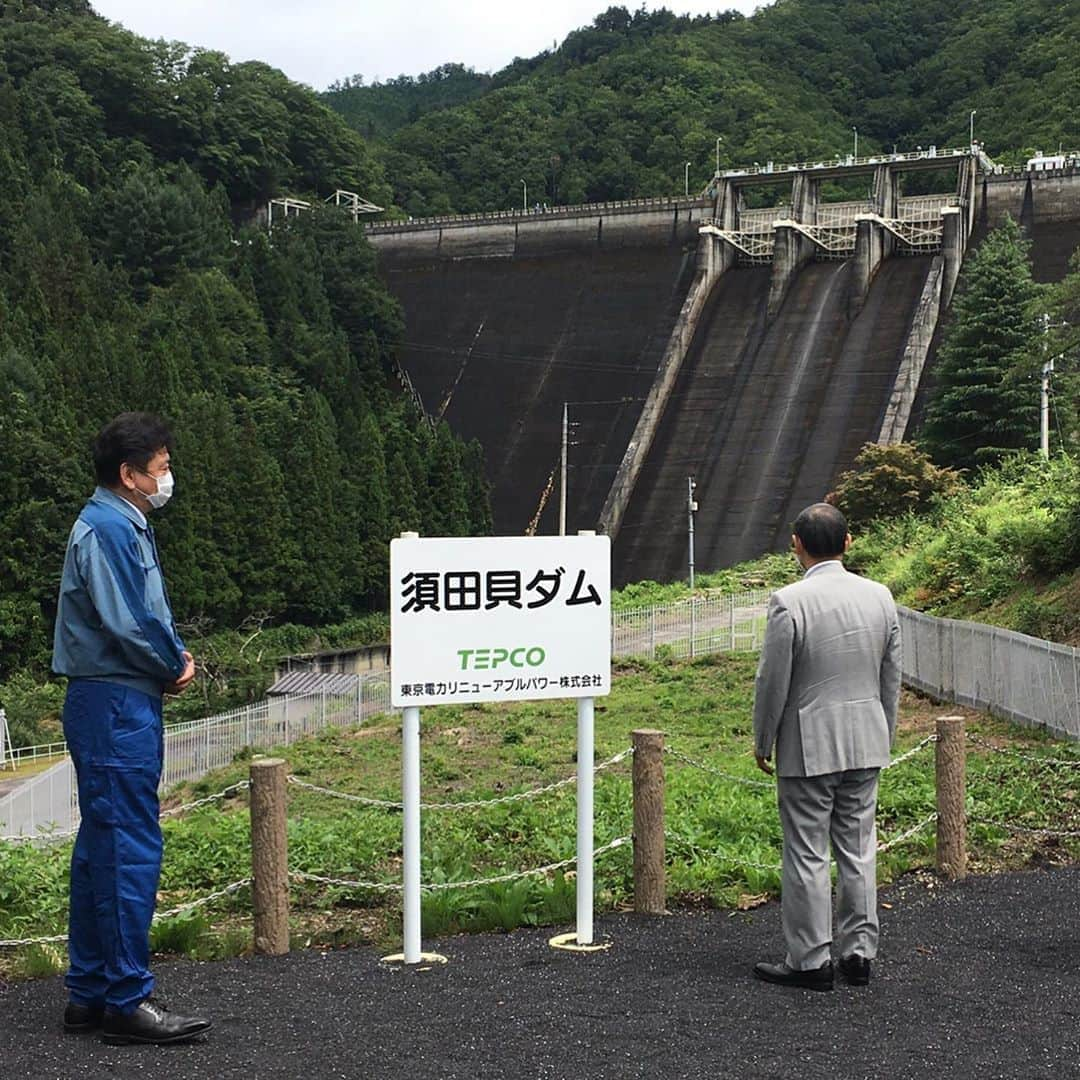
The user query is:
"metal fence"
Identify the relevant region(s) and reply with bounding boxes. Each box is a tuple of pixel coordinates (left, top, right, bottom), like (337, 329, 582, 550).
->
(0, 756, 77, 840)
(0, 674, 391, 841)
(612, 591, 769, 660)
(899, 607, 1080, 740)
(6, 594, 1077, 838)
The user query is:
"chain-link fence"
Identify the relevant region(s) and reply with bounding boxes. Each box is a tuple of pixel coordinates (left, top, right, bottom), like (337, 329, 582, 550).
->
(899, 607, 1080, 740)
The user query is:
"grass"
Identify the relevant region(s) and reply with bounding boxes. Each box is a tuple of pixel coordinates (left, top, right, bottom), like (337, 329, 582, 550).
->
(2, 653, 1078, 979)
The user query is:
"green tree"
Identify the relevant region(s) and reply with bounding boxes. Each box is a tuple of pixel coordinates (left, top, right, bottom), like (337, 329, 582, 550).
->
(920, 218, 1044, 471)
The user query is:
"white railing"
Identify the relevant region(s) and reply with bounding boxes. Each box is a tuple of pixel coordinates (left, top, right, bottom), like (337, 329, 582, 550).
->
(612, 590, 769, 660)
(1, 739, 69, 771)
(717, 147, 974, 180)
(364, 194, 707, 232)
(0, 674, 391, 841)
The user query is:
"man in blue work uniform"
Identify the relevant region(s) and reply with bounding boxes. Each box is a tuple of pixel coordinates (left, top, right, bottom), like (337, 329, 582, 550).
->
(53, 412, 211, 1045)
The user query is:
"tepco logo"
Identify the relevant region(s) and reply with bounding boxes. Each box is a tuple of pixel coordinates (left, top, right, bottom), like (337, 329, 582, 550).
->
(457, 647, 546, 671)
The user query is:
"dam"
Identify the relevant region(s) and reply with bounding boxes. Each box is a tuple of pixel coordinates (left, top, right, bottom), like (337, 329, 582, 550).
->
(363, 153, 1080, 584)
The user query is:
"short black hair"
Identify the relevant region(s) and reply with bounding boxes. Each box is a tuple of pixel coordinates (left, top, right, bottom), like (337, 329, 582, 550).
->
(793, 502, 848, 558)
(92, 412, 172, 486)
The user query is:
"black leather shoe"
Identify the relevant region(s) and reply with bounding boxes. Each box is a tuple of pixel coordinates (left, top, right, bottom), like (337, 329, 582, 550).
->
(838, 954, 871, 985)
(63, 1002, 105, 1033)
(753, 960, 834, 991)
(102, 997, 212, 1046)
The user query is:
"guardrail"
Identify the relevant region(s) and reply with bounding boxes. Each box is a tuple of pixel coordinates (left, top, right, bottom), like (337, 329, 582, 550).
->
(364, 195, 709, 232)
(716, 146, 975, 179)
(2, 739, 68, 770)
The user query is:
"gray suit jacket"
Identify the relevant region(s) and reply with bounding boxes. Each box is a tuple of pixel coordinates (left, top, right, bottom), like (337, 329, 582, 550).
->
(753, 560, 901, 778)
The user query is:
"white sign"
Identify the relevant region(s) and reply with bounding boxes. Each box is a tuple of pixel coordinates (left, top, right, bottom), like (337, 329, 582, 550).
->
(390, 535, 611, 707)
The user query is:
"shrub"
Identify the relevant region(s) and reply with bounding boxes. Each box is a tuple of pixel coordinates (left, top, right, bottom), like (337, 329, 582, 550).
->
(828, 443, 961, 527)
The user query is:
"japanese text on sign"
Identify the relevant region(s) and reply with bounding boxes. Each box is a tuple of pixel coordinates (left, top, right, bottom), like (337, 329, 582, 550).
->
(390, 535, 611, 708)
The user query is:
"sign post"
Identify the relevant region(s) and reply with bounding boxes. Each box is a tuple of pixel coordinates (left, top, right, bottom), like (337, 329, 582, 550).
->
(389, 530, 611, 962)
(401, 703, 422, 963)
(576, 695, 594, 945)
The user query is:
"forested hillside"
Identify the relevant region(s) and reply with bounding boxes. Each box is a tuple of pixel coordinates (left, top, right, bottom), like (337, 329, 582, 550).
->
(0, 0, 491, 692)
(325, 0, 1080, 215)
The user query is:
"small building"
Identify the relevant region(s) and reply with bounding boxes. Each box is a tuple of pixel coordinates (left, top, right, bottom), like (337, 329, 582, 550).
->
(1026, 152, 1067, 171)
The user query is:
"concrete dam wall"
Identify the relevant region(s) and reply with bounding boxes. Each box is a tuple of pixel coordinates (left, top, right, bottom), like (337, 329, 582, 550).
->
(374, 201, 705, 535)
(369, 167, 1080, 585)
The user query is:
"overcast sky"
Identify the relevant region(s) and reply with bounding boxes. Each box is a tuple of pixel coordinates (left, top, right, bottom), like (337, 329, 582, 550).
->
(90, 1, 766, 91)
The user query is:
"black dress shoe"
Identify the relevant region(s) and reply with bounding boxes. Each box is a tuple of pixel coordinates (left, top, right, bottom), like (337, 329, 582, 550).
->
(63, 1002, 105, 1033)
(753, 960, 834, 991)
(838, 954, 871, 985)
(102, 997, 212, 1046)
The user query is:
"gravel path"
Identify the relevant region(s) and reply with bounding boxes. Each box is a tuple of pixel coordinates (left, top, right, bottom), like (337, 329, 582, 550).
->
(2, 865, 1077, 1080)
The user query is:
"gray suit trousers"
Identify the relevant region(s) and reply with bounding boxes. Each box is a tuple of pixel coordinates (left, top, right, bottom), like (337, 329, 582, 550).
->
(777, 768, 880, 971)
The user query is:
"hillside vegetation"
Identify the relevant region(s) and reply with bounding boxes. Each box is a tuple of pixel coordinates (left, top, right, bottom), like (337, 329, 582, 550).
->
(326, 0, 1080, 215)
(0, 1, 489, 742)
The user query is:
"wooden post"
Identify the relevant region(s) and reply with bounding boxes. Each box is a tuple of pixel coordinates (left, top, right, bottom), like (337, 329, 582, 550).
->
(935, 715, 967, 880)
(250, 757, 290, 955)
(632, 729, 666, 914)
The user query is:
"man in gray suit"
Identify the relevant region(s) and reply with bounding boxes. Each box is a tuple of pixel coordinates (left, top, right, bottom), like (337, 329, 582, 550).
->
(752, 503, 901, 991)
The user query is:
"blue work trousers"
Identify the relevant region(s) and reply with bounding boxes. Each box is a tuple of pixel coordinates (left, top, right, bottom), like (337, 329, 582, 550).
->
(63, 680, 164, 1014)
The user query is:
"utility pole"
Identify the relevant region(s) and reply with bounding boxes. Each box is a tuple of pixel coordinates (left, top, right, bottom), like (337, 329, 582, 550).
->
(559, 403, 568, 535)
(715, 137, 723, 175)
(852, 127, 858, 161)
(687, 477, 697, 589)
(684, 162, 691, 197)
(969, 109, 977, 149)
(1040, 313, 1053, 458)
(520, 178, 527, 211)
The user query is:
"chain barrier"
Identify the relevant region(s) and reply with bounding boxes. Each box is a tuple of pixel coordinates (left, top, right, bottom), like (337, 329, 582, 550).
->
(286, 775, 402, 809)
(0, 931, 70, 948)
(966, 734, 1080, 768)
(287, 748, 634, 812)
(1, 781, 254, 846)
(669, 811, 938, 875)
(667, 735, 938, 791)
(154, 878, 253, 920)
(160, 781, 252, 818)
(0, 826, 77, 845)
(664, 747, 774, 789)
(882, 735, 938, 769)
(290, 835, 631, 895)
(877, 813, 938, 852)
(0, 878, 253, 949)
(970, 817, 1080, 839)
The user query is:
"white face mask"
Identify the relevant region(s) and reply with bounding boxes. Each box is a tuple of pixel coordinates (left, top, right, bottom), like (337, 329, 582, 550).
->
(139, 468, 174, 510)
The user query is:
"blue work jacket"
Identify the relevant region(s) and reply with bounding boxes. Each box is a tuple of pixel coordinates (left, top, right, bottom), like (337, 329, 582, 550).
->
(52, 487, 187, 698)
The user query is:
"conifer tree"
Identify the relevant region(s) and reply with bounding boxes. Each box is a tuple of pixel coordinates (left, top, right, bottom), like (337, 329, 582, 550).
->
(921, 218, 1044, 471)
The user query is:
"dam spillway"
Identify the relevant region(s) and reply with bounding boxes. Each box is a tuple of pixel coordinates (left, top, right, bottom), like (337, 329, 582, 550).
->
(613, 256, 935, 584)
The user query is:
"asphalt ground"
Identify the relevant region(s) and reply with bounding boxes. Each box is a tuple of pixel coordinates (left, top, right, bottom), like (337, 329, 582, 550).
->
(2, 865, 1078, 1080)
